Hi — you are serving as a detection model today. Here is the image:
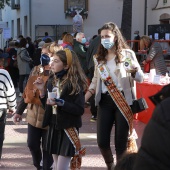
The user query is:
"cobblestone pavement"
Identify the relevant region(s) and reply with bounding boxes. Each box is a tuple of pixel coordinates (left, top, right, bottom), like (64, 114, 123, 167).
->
(0, 95, 146, 170)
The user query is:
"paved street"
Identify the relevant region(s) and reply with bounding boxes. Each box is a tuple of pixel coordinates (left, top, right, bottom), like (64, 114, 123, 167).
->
(0, 97, 146, 170)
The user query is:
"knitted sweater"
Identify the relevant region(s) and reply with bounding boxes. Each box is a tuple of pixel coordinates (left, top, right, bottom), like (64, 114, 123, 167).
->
(0, 69, 16, 110)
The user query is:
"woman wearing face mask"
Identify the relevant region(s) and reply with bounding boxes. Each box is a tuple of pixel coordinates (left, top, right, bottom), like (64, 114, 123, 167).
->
(26, 37, 35, 60)
(85, 22, 144, 169)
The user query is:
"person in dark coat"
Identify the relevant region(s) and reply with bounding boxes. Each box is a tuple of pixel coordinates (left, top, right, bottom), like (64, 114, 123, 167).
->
(132, 31, 140, 52)
(26, 37, 35, 60)
(7, 41, 19, 87)
(132, 31, 140, 62)
(86, 29, 101, 122)
(33, 49, 88, 170)
(73, 32, 88, 76)
(32, 41, 45, 66)
(133, 84, 170, 170)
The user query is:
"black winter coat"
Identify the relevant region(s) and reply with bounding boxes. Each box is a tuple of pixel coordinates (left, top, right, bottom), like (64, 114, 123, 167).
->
(42, 76, 85, 129)
(133, 97, 170, 170)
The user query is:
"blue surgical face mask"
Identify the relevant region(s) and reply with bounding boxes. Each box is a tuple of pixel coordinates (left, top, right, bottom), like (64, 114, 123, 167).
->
(81, 37, 86, 44)
(101, 38, 115, 49)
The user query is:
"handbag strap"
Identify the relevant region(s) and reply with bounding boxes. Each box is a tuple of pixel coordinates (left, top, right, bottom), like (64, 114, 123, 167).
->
(94, 57, 133, 134)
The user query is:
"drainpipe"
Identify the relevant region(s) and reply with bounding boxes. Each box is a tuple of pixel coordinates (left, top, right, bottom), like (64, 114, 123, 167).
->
(144, 0, 147, 35)
(29, 0, 32, 37)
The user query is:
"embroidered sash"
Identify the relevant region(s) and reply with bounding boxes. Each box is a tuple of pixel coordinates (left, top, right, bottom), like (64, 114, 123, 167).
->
(95, 58, 133, 134)
(64, 128, 86, 170)
(52, 80, 86, 168)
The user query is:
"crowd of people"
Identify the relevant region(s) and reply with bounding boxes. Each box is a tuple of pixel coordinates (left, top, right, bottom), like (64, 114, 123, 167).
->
(0, 21, 169, 170)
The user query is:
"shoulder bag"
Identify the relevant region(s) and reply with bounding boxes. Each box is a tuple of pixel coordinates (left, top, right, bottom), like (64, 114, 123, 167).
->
(129, 78, 148, 114)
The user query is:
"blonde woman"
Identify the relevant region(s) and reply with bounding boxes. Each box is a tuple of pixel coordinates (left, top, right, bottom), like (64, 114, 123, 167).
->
(140, 35, 167, 75)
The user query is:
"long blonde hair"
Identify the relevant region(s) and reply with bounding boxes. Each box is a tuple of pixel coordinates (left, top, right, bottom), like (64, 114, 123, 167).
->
(53, 50, 88, 95)
(140, 35, 152, 50)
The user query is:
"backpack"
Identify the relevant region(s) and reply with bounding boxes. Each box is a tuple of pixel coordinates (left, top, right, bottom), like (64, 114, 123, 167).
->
(23, 66, 49, 105)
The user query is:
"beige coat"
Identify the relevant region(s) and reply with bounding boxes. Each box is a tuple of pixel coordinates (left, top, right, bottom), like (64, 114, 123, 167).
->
(89, 49, 144, 106)
(26, 104, 47, 129)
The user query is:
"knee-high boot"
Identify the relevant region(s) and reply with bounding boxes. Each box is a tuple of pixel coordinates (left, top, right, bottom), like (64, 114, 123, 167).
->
(100, 148, 115, 170)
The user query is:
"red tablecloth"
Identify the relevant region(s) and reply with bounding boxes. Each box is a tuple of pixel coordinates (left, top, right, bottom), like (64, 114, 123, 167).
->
(136, 82, 164, 124)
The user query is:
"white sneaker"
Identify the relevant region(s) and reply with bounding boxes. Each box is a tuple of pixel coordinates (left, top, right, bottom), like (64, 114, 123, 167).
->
(19, 92, 23, 97)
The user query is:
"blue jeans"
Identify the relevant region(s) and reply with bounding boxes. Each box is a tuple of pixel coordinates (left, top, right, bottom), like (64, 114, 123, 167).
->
(97, 93, 129, 161)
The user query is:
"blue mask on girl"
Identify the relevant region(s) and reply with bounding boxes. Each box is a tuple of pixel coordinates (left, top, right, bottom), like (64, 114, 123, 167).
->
(101, 38, 115, 49)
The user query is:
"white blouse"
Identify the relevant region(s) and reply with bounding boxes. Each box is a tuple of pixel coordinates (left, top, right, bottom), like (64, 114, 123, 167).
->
(101, 57, 123, 93)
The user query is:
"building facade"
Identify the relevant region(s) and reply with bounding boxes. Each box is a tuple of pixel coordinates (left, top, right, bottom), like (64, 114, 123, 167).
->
(0, 0, 170, 48)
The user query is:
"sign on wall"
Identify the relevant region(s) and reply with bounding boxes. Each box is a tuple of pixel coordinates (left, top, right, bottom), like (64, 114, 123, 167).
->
(3, 28, 11, 39)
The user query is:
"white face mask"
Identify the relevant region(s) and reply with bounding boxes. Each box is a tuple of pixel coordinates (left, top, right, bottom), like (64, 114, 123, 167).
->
(26, 43, 29, 48)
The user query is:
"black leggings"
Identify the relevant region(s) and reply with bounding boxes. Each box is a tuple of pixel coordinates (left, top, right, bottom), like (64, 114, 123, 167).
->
(97, 93, 129, 161)
(27, 124, 53, 170)
(0, 109, 7, 159)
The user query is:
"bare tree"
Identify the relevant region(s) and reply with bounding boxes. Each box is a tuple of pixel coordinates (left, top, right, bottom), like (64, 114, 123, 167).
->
(121, 0, 132, 40)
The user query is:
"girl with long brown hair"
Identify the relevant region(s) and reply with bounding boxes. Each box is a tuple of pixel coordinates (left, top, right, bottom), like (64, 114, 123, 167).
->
(85, 22, 144, 169)
(34, 49, 87, 170)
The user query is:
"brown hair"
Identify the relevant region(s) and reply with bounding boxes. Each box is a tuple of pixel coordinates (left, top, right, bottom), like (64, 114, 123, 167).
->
(140, 35, 152, 50)
(53, 50, 88, 94)
(97, 22, 130, 64)
(63, 33, 73, 46)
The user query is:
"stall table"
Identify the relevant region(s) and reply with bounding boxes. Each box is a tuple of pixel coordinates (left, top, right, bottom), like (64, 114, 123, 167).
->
(136, 82, 164, 124)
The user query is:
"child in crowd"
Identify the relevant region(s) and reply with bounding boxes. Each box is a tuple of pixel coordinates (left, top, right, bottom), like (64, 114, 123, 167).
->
(13, 54, 53, 170)
(33, 49, 87, 170)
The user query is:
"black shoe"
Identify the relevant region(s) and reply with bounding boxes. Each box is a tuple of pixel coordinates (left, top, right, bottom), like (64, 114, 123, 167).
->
(37, 166, 43, 170)
(90, 115, 97, 122)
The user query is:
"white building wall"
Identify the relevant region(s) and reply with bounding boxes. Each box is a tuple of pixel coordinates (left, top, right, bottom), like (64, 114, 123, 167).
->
(132, 0, 145, 36)
(1, 0, 169, 48)
(31, 0, 124, 40)
(147, 0, 170, 26)
(2, 1, 30, 39)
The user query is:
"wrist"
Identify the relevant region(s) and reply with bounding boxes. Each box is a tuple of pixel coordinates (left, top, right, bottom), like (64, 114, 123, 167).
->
(88, 90, 94, 95)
